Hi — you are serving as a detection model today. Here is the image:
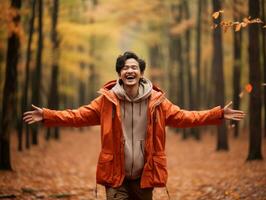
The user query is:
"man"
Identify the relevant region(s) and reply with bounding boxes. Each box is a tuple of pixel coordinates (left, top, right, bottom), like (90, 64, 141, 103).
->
(23, 51, 245, 200)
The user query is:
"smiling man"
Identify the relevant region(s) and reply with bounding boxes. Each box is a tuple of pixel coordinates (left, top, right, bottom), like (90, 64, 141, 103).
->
(23, 51, 245, 200)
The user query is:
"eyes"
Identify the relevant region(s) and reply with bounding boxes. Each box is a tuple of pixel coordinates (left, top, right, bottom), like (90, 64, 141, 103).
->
(121, 65, 139, 71)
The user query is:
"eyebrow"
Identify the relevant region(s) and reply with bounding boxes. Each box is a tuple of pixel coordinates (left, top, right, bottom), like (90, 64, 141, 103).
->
(124, 64, 139, 67)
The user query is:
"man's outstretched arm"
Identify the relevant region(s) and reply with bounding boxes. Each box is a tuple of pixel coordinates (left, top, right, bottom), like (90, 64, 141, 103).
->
(162, 99, 245, 128)
(23, 95, 103, 127)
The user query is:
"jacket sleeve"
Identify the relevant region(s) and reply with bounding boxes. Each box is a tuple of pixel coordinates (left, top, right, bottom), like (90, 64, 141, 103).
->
(162, 98, 223, 128)
(42, 95, 102, 127)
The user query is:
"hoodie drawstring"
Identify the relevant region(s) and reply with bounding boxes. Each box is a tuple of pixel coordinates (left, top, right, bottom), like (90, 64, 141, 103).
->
(165, 185, 171, 200)
(94, 183, 98, 199)
(123, 96, 126, 119)
(139, 101, 141, 116)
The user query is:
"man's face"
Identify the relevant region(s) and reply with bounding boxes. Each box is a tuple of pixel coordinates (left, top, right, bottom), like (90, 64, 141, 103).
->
(119, 58, 143, 87)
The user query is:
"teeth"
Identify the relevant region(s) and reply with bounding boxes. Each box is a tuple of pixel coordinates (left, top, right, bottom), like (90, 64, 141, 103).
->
(126, 76, 135, 79)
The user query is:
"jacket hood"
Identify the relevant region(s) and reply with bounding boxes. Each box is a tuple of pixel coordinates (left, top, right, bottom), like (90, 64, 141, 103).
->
(98, 79, 165, 106)
(111, 78, 152, 102)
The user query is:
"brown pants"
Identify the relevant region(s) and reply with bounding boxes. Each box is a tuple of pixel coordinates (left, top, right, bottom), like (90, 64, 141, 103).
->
(105, 178, 153, 200)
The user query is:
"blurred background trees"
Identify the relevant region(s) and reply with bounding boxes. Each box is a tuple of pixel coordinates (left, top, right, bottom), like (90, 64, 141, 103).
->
(0, 0, 265, 169)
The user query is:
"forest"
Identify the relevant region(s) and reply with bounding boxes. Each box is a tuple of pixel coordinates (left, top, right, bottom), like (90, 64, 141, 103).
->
(0, 0, 266, 199)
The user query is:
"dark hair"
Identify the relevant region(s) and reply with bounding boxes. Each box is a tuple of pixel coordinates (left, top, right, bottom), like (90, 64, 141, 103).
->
(115, 51, 146, 74)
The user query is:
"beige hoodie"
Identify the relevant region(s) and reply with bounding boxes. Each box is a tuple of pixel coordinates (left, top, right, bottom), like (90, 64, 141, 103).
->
(112, 78, 152, 179)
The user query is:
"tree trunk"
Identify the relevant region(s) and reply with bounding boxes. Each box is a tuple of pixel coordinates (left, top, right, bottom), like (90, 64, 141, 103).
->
(176, 4, 184, 110)
(196, 0, 202, 108)
(183, 0, 200, 140)
(232, 0, 242, 138)
(149, 44, 161, 86)
(88, 0, 98, 102)
(17, 0, 36, 151)
(168, 41, 178, 103)
(0, 0, 22, 170)
(46, 0, 60, 141)
(31, 0, 43, 145)
(212, 0, 228, 150)
(247, 0, 263, 160)
(262, 0, 266, 138)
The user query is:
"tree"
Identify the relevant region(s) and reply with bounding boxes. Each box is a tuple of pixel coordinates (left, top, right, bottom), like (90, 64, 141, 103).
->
(232, 0, 243, 138)
(247, 0, 263, 160)
(168, 3, 179, 105)
(195, 0, 202, 108)
(262, 0, 266, 138)
(31, 0, 43, 145)
(191, 0, 201, 140)
(17, 0, 37, 151)
(88, 0, 98, 102)
(212, 0, 228, 150)
(0, 0, 22, 170)
(46, 0, 60, 140)
(149, 43, 161, 86)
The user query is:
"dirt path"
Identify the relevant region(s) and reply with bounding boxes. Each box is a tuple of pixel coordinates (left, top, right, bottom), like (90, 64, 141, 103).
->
(0, 127, 265, 200)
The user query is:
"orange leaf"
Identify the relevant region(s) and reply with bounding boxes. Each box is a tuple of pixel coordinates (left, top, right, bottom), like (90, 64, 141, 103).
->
(223, 26, 229, 33)
(211, 24, 218, 29)
(245, 84, 253, 93)
(241, 22, 248, 27)
(243, 17, 249, 23)
(235, 23, 241, 31)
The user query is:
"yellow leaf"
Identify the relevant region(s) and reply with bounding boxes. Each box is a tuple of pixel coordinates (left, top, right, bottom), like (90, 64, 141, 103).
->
(263, 25, 266, 28)
(212, 11, 220, 19)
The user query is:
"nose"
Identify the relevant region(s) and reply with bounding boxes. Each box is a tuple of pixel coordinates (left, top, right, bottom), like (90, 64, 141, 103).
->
(126, 67, 134, 73)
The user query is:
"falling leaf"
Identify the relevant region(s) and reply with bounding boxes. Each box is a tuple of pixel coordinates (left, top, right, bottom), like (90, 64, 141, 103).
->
(212, 11, 220, 19)
(211, 24, 218, 29)
(239, 91, 244, 98)
(235, 23, 241, 32)
(245, 83, 253, 93)
(241, 22, 248, 27)
(223, 26, 229, 33)
(243, 17, 249, 23)
(263, 25, 266, 28)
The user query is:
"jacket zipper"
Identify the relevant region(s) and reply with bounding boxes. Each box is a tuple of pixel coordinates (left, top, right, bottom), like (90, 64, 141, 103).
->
(130, 102, 134, 177)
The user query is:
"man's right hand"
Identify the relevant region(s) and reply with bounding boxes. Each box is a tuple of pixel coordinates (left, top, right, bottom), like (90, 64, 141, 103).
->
(23, 104, 43, 124)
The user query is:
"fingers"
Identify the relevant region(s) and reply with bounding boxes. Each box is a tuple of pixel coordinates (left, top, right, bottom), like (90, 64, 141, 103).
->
(23, 111, 33, 116)
(22, 112, 36, 124)
(231, 117, 244, 121)
(23, 116, 34, 124)
(23, 115, 32, 121)
(226, 114, 245, 121)
(230, 110, 245, 114)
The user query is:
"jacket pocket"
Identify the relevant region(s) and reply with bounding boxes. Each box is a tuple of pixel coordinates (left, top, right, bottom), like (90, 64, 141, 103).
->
(96, 151, 114, 184)
(153, 152, 168, 186)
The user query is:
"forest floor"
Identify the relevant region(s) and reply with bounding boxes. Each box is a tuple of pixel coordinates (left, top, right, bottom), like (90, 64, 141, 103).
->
(0, 127, 265, 200)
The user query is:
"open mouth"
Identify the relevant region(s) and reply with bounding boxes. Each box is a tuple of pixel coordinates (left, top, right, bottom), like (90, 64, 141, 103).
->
(126, 75, 135, 80)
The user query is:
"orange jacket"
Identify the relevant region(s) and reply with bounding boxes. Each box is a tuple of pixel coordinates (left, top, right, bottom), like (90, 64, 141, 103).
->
(43, 80, 223, 188)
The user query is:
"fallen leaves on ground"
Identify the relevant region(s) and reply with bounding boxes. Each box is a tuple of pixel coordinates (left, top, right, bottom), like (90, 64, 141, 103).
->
(0, 127, 265, 200)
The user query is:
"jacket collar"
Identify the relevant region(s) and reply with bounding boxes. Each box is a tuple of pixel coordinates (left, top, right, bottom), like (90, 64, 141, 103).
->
(98, 80, 165, 109)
